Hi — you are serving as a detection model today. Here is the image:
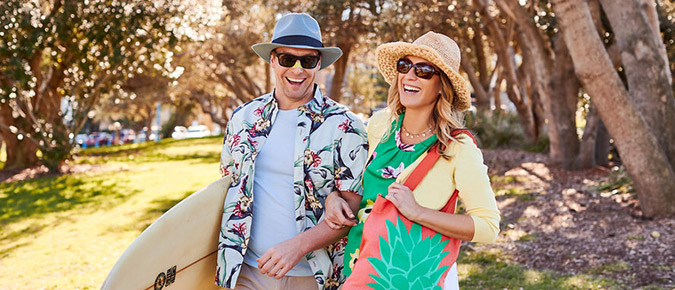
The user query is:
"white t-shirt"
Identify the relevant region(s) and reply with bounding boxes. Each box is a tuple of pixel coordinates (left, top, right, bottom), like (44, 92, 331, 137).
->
(444, 263, 459, 290)
(243, 109, 313, 276)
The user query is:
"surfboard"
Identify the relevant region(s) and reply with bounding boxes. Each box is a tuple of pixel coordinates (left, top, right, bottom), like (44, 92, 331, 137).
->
(101, 175, 231, 290)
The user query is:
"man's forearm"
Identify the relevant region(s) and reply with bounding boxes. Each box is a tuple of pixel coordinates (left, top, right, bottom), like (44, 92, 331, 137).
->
(295, 221, 351, 254)
(295, 191, 361, 254)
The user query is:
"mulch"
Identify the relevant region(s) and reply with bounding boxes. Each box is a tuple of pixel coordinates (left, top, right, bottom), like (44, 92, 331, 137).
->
(479, 149, 675, 289)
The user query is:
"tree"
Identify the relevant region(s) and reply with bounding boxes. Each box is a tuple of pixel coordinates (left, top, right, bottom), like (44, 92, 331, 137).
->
(551, 0, 675, 216)
(0, 0, 213, 172)
(311, 0, 380, 102)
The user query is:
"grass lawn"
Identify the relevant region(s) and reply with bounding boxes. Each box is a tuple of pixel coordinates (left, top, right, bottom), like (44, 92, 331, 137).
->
(0, 137, 222, 290)
(0, 137, 626, 289)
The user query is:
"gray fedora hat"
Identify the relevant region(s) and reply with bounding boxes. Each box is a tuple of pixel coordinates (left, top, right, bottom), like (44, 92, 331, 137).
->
(252, 13, 342, 70)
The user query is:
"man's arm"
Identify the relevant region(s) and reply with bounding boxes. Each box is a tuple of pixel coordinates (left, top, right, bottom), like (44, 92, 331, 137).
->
(257, 190, 361, 279)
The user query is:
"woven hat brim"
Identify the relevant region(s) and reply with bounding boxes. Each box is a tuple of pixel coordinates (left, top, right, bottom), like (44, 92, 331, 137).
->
(376, 42, 472, 112)
(252, 43, 342, 70)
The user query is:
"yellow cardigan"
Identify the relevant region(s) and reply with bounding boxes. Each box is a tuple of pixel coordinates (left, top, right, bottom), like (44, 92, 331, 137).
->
(367, 110, 501, 243)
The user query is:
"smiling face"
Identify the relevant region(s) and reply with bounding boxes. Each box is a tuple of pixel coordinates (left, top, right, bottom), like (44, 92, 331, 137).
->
(396, 55, 442, 113)
(270, 46, 321, 110)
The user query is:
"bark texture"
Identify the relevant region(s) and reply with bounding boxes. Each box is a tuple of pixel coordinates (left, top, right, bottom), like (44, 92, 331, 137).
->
(552, 0, 675, 216)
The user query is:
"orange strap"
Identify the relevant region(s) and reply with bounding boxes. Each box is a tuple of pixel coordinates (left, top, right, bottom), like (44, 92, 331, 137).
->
(403, 129, 475, 191)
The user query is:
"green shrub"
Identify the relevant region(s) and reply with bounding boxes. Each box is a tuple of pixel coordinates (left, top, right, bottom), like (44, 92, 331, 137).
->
(466, 111, 548, 151)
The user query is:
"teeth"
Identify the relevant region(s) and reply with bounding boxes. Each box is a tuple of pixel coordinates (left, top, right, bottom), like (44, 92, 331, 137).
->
(404, 85, 420, 92)
(287, 77, 304, 83)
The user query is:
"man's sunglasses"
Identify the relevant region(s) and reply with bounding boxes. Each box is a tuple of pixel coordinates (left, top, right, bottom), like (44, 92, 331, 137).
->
(273, 51, 321, 69)
(396, 58, 440, 79)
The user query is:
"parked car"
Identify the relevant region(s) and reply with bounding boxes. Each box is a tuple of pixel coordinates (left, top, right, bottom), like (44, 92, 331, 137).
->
(74, 133, 88, 147)
(85, 132, 112, 147)
(119, 129, 136, 144)
(186, 125, 211, 138)
(171, 126, 188, 140)
(172, 125, 211, 140)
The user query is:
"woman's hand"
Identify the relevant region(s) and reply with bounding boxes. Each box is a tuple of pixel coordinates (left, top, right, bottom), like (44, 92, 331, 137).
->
(386, 182, 425, 221)
(324, 191, 357, 230)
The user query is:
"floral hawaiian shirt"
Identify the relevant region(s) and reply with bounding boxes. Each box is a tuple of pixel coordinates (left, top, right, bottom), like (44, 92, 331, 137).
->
(216, 85, 368, 290)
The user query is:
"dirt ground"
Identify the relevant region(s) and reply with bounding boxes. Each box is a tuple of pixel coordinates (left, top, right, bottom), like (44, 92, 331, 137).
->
(480, 149, 675, 289)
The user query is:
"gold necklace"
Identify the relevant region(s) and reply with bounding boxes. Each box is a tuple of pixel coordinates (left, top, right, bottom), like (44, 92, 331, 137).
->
(401, 125, 433, 139)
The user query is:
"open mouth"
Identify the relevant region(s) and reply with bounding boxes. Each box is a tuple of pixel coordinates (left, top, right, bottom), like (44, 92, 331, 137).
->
(286, 77, 305, 86)
(403, 84, 421, 93)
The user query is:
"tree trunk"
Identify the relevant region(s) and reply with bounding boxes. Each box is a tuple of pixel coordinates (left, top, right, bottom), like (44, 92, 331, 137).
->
(492, 70, 504, 112)
(0, 134, 40, 170)
(0, 104, 40, 170)
(476, 0, 538, 141)
(328, 42, 352, 102)
(264, 62, 271, 93)
(599, 0, 675, 167)
(576, 102, 600, 169)
(550, 34, 582, 167)
(460, 52, 490, 111)
(595, 120, 610, 167)
(552, 0, 675, 216)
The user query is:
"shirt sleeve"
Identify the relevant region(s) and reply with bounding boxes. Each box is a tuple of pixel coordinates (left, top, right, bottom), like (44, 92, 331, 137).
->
(452, 135, 501, 243)
(219, 113, 239, 178)
(334, 115, 369, 196)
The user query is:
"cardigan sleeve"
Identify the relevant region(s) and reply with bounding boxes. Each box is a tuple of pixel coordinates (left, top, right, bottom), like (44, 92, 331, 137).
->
(452, 135, 501, 243)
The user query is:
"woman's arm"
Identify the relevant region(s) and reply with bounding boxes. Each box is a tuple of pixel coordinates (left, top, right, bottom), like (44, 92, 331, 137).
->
(387, 135, 500, 243)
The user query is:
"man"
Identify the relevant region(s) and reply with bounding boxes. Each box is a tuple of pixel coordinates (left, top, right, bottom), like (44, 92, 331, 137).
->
(216, 13, 368, 290)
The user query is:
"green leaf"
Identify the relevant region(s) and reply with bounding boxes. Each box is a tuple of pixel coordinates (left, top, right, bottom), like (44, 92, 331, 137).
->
(366, 282, 387, 290)
(379, 236, 392, 262)
(411, 277, 425, 289)
(391, 237, 411, 270)
(429, 232, 442, 245)
(429, 265, 450, 284)
(367, 257, 389, 278)
(411, 239, 431, 265)
(390, 274, 409, 288)
(387, 266, 406, 277)
(385, 219, 398, 242)
(368, 274, 392, 289)
(397, 216, 413, 249)
(409, 222, 423, 240)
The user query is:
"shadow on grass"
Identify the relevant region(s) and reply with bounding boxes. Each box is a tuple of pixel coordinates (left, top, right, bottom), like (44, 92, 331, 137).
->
(80, 136, 223, 158)
(140, 153, 220, 164)
(119, 189, 197, 234)
(0, 174, 133, 236)
(457, 248, 622, 290)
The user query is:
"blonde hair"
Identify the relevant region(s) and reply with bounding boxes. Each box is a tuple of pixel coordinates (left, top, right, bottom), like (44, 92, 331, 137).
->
(384, 72, 466, 158)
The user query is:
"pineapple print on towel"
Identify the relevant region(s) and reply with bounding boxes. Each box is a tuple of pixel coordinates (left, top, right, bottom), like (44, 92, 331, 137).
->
(366, 216, 450, 290)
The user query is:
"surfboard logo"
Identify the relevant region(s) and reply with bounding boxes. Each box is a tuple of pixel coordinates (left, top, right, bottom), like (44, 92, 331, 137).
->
(154, 265, 177, 290)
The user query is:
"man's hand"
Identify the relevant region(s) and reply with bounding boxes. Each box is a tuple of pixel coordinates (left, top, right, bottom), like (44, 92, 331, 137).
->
(324, 191, 357, 230)
(257, 238, 305, 279)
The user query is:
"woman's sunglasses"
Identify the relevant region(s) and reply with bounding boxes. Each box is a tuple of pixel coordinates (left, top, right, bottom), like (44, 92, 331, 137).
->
(396, 58, 440, 79)
(273, 51, 321, 69)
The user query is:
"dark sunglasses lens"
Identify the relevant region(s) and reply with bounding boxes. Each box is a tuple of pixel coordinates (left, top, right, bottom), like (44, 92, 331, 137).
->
(276, 53, 319, 69)
(277, 54, 298, 67)
(300, 56, 319, 68)
(396, 59, 412, 74)
(415, 64, 436, 79)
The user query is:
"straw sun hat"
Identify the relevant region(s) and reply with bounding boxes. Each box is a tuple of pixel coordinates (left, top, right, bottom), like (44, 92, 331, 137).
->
(376, 31, 471, 112)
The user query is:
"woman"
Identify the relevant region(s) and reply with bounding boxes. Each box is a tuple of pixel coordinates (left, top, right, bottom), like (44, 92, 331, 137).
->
(325, 32, 500, 289)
